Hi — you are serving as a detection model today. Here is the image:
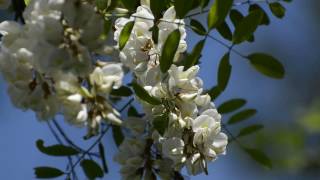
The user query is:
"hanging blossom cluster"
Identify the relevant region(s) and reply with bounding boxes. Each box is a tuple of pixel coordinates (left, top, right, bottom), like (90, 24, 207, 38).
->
(113, 2, 228, 179)
(0, 0, 228, 179)
(0, 0, 124, 137)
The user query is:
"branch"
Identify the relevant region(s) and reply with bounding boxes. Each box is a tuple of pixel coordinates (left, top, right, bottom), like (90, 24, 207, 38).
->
(221, 123, 245, 150)
(205, 34, 248, 59)
(52, 119, 100, 158)
(119, 98, 134, 113)
(129, 14, 249, 60)
(66, 125, 111, 176)
(47, 121, 77, 180)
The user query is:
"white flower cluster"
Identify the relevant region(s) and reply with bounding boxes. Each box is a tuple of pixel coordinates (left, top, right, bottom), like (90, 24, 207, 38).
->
(0, 0, 124, 137)
(0, 0, 228, 178)
(114, 2, 228, 178)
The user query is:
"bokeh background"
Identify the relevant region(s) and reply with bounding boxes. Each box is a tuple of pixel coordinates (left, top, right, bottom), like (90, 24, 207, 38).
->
(1, 0, 320, 179)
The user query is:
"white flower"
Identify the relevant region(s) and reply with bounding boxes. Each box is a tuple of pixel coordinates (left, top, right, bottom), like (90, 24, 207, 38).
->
(7, 83, 59, 120)
(162, 137, 186, 164)
(203, 132, 228, 160)
(119, 157, 144, 180)
(192, 108, 222, 144)
(195, 94, 211, 107)
(0, 21, 22, 38)
(153, 159, 175, 180)
(138, 66, 163, 87)
(19, 0, 104, 77)
(66, 93, 82, 103)
(115, 4, 187, 74)
(123, 117, 146, 136)
(89, 63, 124, 94)
(178, 101, 198, 119)
(168, 65, 203, 102)
(114, 138, 146, 165)
(76, 104, 89, 123)
(158, 7, 187, 56)
(211, 132, 228, 154)
(62, 102, 88, 126)
(185, 153, 205, 175)
(105, 109, 122, 125)
(0, 48, 32, 84)
(140, 0, 150, 7)
(55, 73, 80, 97)
(115, 9, 154, 70)
(133, 5, 154, 26)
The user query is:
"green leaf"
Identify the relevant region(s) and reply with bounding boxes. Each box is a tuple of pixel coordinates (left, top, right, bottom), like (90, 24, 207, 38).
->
(24, 0, 31, 6)
(233, 10, 263, 44)
(34, 167, 64, 179)
(184, 39, 206, 70)
(191, 0, 202, 10)
(238, 124, 264, 137)
(207, 86, 223, 100)
(95, 0, 108, 10)
(132, 82, 161, 105)
(110, 86, 133, 97)
(229, 9, 244, 27)
(200, 0, 210, 9)
(150, 0, 166, 19)
(153, 113, 169, 136)
(120, 0, 139, 10)
(112, 125, 124, 147)
(150, 25, 159, 44)
(98, 143, 109, 173)
(217, 21, 232, 41)
(207, 0, 234, 30)
(160, 29, 181, 73)
(247, 53, 285, 79)
(218, 53, 232, 91)
(80, 86, 93, 98)
(247, 34, 255, 43)
(36, 139, 79, 156)
(269, 2, 286, 19)
(228, 109, 257, 125)
(190, 19, 207, 36)
(229, 10, 255, 43)
(128, 106, 142, 117)
(81, 159, 104, 180)
(105, 0, 118, 11)
(119, 21, 134, 51)
(174, 0, 194, 18)
(102, 19, 112, 38)
(244, 148, 272, 169)
(249, 4, 270, 25)
(218, 99, 247, 114)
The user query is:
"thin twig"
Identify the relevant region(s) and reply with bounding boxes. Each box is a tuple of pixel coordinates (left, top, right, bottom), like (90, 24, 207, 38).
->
(52, 119, 81, 150)
(47, 122, 77, 180)
(205, 34, 248, 59)
(52, 119, 100, 158)
(119, 98, 134, 113)
(66, 125, 111, 175)
(221, 123, 243, 148)
(130, 13, 248, 60)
